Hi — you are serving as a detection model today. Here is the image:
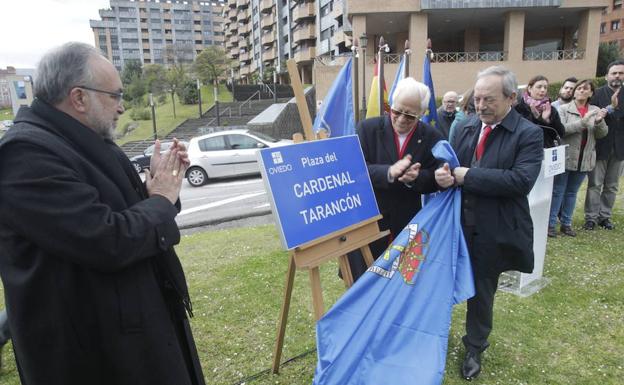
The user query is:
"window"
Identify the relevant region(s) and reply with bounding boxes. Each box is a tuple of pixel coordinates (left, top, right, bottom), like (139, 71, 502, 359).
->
(601, 23, 607, 34)
(612, 20, 620, 31)
(199, 136, 227, 151)
(228, 135, 260, 149)
(615, 0, 623, 10)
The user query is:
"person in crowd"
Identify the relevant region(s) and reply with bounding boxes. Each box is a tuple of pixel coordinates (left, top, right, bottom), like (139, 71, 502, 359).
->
(0, 309, 9, 370)
(515, 75, 565, 147)
(0, 42, 205, 385)
(348, 77, 444, 281)
(548, 80, 608, 238)
(448, 88, 476, 145)
(435, 91, 459, 139)
(435, 66, 543, 381)
(584, 59, 624, 231)
(551, 77, 578, 110)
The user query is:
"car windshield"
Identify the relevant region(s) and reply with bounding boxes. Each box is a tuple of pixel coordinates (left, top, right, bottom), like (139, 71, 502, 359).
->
(247, 130, 279, 143)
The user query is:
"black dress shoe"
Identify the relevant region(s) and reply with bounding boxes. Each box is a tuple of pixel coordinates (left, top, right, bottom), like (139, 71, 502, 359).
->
(583, 220, 596, 230)
(547, 226, 557, 238)
(461, 350, 481, 380)
(599, 219, 615, 230)
(560, 225, 576, 237)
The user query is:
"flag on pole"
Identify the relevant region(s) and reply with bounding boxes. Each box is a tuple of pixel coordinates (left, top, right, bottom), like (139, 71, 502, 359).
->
(312, 58, 355, 137)
(388, 54, 406, 107)
(312, 140, 475, 385)
(365, 57, 389, 119)
(422, 52, 438, 127)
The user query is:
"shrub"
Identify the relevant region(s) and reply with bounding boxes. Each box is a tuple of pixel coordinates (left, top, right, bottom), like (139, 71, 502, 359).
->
(178, 81, 199, 105)
(129, 107, 152, 121)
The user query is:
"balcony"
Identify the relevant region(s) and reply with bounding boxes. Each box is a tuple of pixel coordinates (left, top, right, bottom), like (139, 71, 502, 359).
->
(330, 30, 348, 47)
(293, 24, 315, 43)
(237, 8, 250, 22)
(236, 0, 249, 9)
(239, 23, 251, 35)
(292, 2, 315, 22)
(229, 47, 240, 57)
(228, 0, 236, 8)
(262, 30, 277, 45)
(241, 64, 251, 76)
(228, 8, 237, 20)
(239, 51, 251, 61)
(261, 13, 276, 30)
(294, 46, 316, 62)
(331, 1, 343, 20)
(260, 0, 273, 13)
(239, 36, 251, 47)
(263, 46, 278, 61)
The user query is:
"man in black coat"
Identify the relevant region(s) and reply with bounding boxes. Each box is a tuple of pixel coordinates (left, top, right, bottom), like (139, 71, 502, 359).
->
(349, 77, 443, 280)
(584, 60, 624, 231)
(0, 42, 204, 385)
(435, 66, 543, 381)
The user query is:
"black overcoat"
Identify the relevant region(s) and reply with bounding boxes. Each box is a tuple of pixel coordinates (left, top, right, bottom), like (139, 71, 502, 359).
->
(451, 109, 543, 277)
(0, 100, 204, 385)
(358, 116, 443, 239)
(591, 85, 624, 161)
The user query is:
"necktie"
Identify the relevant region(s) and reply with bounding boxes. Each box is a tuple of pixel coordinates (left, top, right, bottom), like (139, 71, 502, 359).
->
(475, 125, 493, 161)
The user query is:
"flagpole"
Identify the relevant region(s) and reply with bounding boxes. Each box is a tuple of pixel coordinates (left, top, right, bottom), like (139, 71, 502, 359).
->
(360, 32, 368, 118)
(404, 40, 411, 79)
(352, 38, 360, 123)
(378, 36, 386, 115)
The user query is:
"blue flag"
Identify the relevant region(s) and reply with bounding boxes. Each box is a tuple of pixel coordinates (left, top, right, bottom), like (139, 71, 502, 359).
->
(388, 54, 405, 108)
(313, 58, 355, 137)
(313, 141, 474, 385)
(422, 53, 438, 127)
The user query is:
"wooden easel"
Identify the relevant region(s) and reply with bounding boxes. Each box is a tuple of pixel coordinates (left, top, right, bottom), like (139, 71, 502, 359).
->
(271, 59, 389, 374)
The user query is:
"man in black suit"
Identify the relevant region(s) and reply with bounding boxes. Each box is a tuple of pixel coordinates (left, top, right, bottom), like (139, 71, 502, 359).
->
(349, 77, 443, 280)
(435, 66, 543, 380)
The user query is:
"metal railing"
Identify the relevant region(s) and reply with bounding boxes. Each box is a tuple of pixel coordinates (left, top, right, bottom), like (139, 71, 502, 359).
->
(239, 90, 261, 115)
(261, 82, 275, 98)
(432, 51, 507, 63)
(523, 49, 585, 61)
(314, 52, 403, 65)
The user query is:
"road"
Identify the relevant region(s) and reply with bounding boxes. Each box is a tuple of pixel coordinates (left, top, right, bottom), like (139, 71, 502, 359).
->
(175, 175, 274, 229)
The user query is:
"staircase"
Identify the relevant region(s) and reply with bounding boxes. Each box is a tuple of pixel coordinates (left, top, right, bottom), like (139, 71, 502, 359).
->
(119, 97, 291, 157)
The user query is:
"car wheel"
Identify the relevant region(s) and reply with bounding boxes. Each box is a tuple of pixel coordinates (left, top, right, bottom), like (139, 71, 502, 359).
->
(187, 167, 207, 187)
(131, 161, 142, 174)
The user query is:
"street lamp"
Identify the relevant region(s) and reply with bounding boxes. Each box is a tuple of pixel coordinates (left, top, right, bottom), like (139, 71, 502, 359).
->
(149, 93, 157, 140)
(360, 32, 368, 117)
(197, 78, 203, 118)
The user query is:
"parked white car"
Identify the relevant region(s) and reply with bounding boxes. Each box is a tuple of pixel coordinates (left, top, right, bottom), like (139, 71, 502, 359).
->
(186, 129, 292, 187)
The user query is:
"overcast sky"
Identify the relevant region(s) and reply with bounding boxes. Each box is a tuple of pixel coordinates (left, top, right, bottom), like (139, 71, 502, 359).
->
(1, 0, 111, 69)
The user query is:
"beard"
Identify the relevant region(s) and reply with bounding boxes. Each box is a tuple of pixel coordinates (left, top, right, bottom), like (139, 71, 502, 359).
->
(609, 79, 622, 89)
(86, 98, 116, 139)
(560, 94, 573, 102)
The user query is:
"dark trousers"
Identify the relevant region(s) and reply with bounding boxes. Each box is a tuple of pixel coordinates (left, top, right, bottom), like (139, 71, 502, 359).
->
(462, 274, 499, 353)
(0, 309, 9, 346)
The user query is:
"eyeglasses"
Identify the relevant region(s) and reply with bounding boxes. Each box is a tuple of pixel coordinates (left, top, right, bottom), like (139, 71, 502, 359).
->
(391, 108, 419, 121)
(76, 85, 124, 102)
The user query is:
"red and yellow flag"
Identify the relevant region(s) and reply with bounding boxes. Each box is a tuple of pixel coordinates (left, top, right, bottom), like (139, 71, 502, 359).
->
(366, 57, 390, 119)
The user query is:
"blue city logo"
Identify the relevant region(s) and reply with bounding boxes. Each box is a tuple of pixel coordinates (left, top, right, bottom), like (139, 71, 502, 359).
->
(271, 151, 284, 165)
(551, 149, 558, 162)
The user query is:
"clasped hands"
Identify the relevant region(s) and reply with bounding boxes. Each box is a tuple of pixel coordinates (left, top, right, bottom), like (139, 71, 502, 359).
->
(389, 154, 421, 184)
(146, 138, 190, 204)
(434, 163, 468, 188)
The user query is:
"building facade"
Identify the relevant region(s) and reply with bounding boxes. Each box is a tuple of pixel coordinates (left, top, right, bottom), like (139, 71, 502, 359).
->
(600, 0, 624, 50)
(223, 0, 350, 85)
(0, 67, 35, 115)
(90, 0, 226, 71)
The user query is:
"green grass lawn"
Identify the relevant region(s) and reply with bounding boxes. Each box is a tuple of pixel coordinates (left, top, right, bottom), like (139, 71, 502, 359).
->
(0, 181, 622, 384)
(115, 84, 233, 146)
(0, 108, 14, 121)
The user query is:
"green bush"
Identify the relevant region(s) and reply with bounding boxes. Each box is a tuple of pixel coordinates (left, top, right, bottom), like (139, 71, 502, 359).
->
(129, 107, 152, 121)
(178, 81, 199, 105)
(157, 93, 167, 105)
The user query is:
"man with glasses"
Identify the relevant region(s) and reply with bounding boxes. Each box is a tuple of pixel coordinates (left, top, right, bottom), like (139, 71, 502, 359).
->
(0, 42, 205, 385)
(435, 66, 543, 381)
(436, 91, 459, 139)
(349, 77, 444, 281)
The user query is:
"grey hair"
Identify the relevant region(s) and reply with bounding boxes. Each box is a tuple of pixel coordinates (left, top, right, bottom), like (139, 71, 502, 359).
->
(391, 77, 431, 114)
(476, 65, 518, 98)
(34, 42, 100, 105)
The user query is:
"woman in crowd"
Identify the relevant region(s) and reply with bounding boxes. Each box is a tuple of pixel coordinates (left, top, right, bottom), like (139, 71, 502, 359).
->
(448, 88, 475, 145)
(515, 75, 565, 148)
(547, 79, 608, 237)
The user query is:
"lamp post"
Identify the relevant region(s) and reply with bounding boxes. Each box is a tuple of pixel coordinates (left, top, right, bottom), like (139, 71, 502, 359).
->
(273, 69, 277, 103)
(197, 78, 203, 118)
(214, 79, 220, 126)
(149, 92, 157, 140)
(360, 32, 368, 118)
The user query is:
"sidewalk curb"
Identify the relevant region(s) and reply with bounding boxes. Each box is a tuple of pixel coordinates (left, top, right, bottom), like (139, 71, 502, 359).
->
(177, 209, 273, 230)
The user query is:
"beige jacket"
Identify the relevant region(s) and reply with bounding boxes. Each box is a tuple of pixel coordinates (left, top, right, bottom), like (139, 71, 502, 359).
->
(558, 102, 608, 171)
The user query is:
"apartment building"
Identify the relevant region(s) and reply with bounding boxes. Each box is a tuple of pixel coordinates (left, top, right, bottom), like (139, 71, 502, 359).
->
(223, 0, 350, 85)
(90, 0, 227, 71)
(600, 0, 624, 50)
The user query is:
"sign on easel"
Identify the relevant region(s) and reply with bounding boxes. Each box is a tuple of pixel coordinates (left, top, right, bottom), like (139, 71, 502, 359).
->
(257, 135, 380, 249)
